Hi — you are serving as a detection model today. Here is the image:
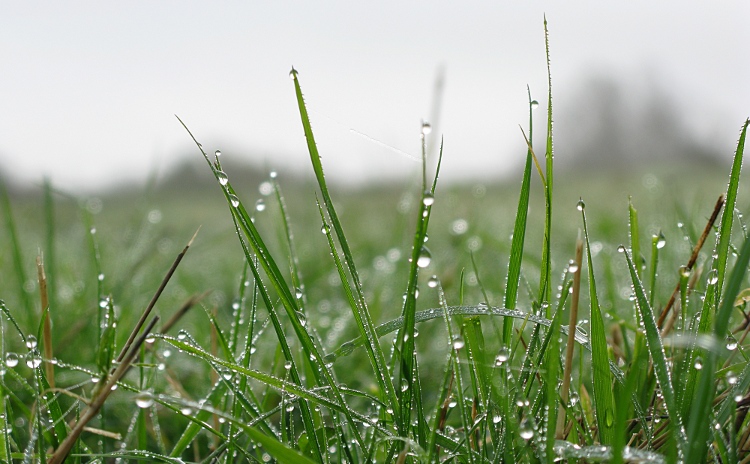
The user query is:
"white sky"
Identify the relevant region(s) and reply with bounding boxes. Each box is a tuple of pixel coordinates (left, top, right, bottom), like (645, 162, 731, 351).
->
(1, 2, 748, 191)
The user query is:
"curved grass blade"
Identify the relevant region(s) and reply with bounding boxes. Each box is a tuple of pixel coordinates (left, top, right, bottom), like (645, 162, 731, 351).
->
(538, 17, 554, 308)
(290, 69, 402, 435)
(622, 248, 687, 456)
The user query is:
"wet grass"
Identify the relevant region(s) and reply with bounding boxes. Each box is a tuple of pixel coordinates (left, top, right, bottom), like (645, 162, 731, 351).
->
(1, 24, 750, 463)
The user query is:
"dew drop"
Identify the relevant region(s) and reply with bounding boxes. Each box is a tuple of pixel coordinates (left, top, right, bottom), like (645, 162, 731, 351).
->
(214, 150, 222, 158)
(452, 337, 465, 350)
(25, 353, 42, 369)
(216, 171, 229, 186)
(258, 181, 273, 195)
(492, 415, 502, 424)
(417, 247, 432, 268)
(727, 371, 738, 385)
(530, 100, 539, 109)
(321, 223, 330, 235)
(255, 199, 266, 212)
(694, 357, 703, 370)
(180, 406, 193, 415)
(400, 383, 409, 392)
(726, 339, 738, 351)
(617, 245, 626, 253)
(284, 361, 292, 370)
(421, 121, 432, 135)
(295, 287, 303, 299)
(25, 336, 37, 349)
(228, 194, 240, 208)
(656, 232, 667, 249)
(707, 269, 719, 285)
(4, 353, 18, 368)
(427, 275, 439, 288)
(494, 347, 510, 365)
(135, 391, 154, 409)
(576, 199, 585, 211)
(568, 392, 579, 407)
(98, 273, 105, 282)
(567, 260, 579, 273)
(289, 69, 297, 80)
(422, 193, 435, 206)
(519, 417, 535, 440)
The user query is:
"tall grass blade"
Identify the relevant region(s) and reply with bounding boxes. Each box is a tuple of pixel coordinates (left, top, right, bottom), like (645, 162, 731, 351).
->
(289, 69, 401, 435)
(580, 202, 616, 445)
(622, 248, 687, 456)
(538, 17, 554, 309)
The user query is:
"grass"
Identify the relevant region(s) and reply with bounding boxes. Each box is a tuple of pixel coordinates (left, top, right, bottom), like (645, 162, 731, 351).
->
(1, 23, 750, 463)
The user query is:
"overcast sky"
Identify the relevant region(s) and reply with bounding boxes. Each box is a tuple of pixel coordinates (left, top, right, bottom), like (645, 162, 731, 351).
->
(1, 2, 748, 191)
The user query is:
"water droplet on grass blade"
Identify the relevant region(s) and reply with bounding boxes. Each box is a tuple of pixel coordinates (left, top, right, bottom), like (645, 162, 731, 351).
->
(576, 199, 585, 211)
(321, 223, 329, 234)
(255, 199, 266, 211)
(708, 269, 719, 285)
(452, 337, 465, 350)
(530, 100, 539, 109)
(422, 193, 435, 206)
(284, 361, 292, 370)
(417, 247, 432, 268)
(4, 353, 18, 368)
(567, 260, 579, 273)
(25, 353, 42, 368)
(495, 347, 509, 365)
(421, 121, 432, 135)
(228, 194, 240, 208)
(427, 275, 439, 288)
(214, 150, 222, 157)
(25, 336, 37, 349)
(656, 232, 667, 249)
(617, 245, 626, 253)
(135, 391, 154, 408)
(519, 417, 535, 440)
(694, 357, 703, 370)
(217, 171, 229, 185)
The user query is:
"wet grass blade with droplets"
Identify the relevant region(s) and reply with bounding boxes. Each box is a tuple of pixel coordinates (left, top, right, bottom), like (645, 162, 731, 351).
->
(503, 88, 535, 345)
(290, 69, 402, 437)
(580, 202, 616, 445)
(622, 247, 687, 457)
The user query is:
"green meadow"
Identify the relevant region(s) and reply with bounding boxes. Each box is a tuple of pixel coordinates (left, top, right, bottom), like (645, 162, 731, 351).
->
(1, 26, 750, 463)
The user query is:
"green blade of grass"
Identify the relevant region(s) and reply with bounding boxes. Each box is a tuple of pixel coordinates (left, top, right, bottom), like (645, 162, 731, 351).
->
(538, 17, 554, 309)
(580, 202, 616, 445)
(289, 69, 402, 436)
(622, 247, 687, 456)
(715, 120, 749, 296)
(503, 87, 535, 345)
(686, 231, 750, 462)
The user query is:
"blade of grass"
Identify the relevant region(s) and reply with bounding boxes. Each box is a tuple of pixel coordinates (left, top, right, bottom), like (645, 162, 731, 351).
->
(503, 87, 536, 345)
(539, 16, 554, 310)
(622, 247, 687, 456)
(0, 182, 34, 317)
(580, 200, 616, 445)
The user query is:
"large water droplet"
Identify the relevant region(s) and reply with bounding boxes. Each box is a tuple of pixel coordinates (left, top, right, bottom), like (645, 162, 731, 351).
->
(422, 193, 435, 206)
(452, 337, 465, 350)
(289, 68, 297, 80)
(495, 347, 510, 365)
(321, 223, 330, 235)
(284, 361, 292, 370)
(4, 353, 19, 368)
(656, 232, 667, 249)
(567, 260, 579, 273)
(25, 352, 42, 368)
(216, 171, 229, 186)
(25, 336, 37, 349)
(417, 247, 432, 268)
(694, 357, 703, 370)
(530, 100, 539, 109)
(576, 199, 585, 211)
(617, 245, 626, 253)
(135, 391, 154, 409)
(255, 199, 266, 212)
(228, 194, 240, 208)
(214, 150, 222, 158)
(519, 417, 535, 440)
(427, 275, 439, 288)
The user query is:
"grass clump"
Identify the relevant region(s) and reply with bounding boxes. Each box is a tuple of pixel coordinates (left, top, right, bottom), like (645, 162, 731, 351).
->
(1, 21, 750, 463)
